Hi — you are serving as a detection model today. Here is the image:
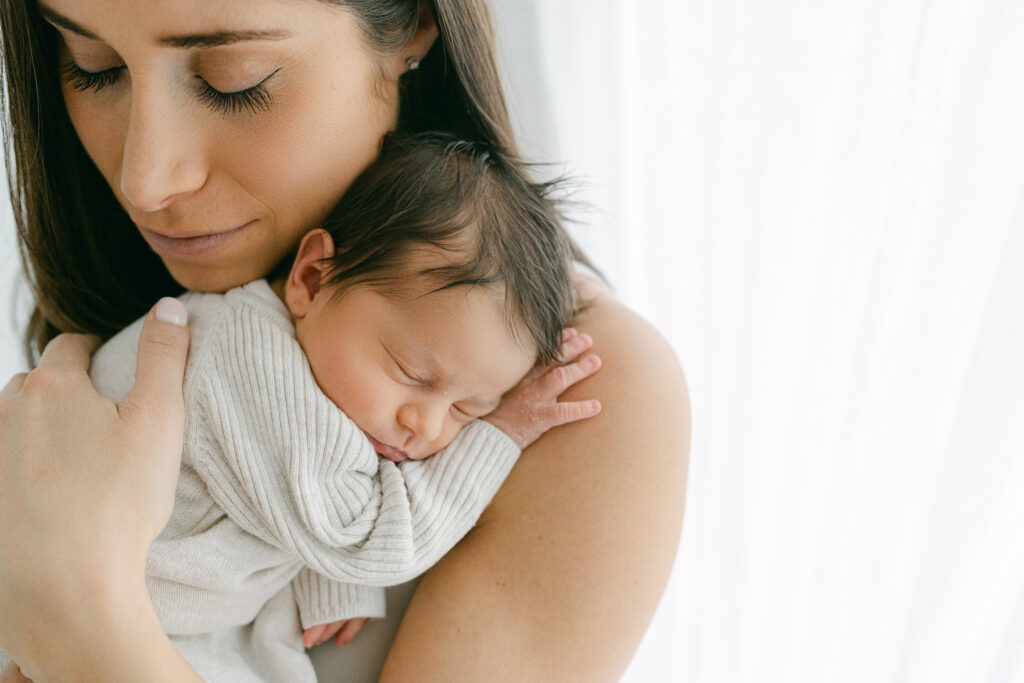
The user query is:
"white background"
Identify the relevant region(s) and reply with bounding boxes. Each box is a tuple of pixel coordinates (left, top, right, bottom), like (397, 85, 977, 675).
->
(4, 2, 1024, 681)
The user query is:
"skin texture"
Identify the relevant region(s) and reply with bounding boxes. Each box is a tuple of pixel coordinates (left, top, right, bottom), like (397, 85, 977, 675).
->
(2, 0, 691, 679)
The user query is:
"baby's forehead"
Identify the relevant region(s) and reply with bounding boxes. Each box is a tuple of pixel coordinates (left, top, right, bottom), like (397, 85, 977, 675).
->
(379, 284, 537, 393)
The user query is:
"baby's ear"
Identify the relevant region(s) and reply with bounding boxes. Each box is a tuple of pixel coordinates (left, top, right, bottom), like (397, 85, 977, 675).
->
(284, 229, 336, 317)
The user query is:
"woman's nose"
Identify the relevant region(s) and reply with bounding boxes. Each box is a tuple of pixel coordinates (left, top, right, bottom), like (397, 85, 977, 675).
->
(119, 80, 208, 212)
(398, 401, 446, 444)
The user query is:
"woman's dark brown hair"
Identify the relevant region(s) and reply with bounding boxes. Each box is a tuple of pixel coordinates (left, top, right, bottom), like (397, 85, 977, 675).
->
(0, 0, 588, 366)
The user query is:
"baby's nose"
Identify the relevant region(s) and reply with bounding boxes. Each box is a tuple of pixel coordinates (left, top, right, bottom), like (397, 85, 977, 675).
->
(399, 402, 446, 443)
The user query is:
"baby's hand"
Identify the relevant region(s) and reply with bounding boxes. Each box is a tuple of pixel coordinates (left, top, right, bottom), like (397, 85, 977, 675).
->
(484, 328, 602, 449)
(302, 618, 370, 648)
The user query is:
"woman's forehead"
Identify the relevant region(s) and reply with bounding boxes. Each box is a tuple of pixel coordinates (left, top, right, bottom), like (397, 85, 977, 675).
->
(35, 0, 339, 47)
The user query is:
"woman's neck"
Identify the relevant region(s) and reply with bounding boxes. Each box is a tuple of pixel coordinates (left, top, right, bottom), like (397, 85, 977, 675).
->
(267, 277, 287, 304)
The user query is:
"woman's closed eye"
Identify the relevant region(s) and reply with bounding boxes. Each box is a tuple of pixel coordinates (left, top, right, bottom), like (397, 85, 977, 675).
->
(58, 61, 280, 116)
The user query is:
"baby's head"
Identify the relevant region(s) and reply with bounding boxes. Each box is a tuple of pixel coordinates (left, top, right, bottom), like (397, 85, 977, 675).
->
(276, 133, 578, 461)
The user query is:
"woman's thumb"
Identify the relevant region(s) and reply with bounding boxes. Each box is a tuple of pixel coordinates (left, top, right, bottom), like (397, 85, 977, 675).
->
(121, 297, 190, 420)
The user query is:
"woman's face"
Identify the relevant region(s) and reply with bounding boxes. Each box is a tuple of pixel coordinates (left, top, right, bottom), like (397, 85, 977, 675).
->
(38, 0, 432, 292)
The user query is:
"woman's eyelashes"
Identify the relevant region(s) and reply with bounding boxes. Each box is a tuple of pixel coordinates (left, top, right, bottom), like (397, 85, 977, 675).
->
(58, 61, 279, 115)
(59, 61, 120, 92)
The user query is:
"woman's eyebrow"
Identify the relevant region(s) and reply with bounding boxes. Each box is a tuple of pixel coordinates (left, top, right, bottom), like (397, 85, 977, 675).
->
(36, 4, 291, 48)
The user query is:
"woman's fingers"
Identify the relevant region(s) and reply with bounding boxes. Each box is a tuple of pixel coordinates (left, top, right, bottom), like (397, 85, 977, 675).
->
(0, 372, 27, 403)
(37, 333, 97, 369)
(36, 332, 101, 371)
(0, 297, 194, 670)
(120, 298, 190, 422)
(0, 663, 34, 682)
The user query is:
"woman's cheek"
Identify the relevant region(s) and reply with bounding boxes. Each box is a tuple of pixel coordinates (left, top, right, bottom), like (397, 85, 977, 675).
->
(227, 107, 376, 246)
(62, 89, 126, 186)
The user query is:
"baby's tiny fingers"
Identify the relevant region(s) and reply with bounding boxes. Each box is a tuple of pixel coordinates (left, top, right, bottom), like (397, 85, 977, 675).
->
(557, 332, 593, 363)
(539, 354, 602, 398)
(303, 624, 326, 648)
(334, 617, 370, 647)
(543, 399, 602, 428)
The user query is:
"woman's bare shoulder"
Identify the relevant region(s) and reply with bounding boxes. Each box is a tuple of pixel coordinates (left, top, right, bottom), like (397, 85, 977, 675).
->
(378, 278, 691, 682)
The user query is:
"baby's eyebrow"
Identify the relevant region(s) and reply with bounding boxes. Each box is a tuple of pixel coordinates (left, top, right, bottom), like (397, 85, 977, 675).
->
(37, 4, 292, 48)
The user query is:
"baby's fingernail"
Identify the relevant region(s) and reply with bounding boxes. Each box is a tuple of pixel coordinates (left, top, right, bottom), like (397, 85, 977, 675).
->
(562, 328, 578, 341)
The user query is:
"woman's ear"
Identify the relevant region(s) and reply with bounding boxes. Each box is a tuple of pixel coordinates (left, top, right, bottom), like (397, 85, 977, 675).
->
(284, 229, 336, 319)
(396, 0, 439, 75)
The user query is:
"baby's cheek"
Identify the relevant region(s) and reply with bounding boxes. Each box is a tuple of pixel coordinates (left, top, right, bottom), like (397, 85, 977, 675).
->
(419, 421, 466, 459)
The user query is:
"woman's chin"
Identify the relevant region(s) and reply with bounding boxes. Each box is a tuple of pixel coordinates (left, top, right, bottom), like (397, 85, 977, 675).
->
(161, 258, 270, 293)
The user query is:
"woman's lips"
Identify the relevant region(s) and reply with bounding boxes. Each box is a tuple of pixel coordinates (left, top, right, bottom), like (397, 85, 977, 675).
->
(139, 220, 256, 257)
(366, 434, 409, 462)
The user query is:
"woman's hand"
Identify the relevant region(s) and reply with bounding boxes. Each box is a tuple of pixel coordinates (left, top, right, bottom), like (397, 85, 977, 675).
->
(0, 298, 190, 671)
(0, 662, 32, 682)
(483, 328, 602, 449)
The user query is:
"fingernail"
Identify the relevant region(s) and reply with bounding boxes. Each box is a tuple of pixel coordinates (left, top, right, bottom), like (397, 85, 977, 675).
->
(155, 297, 188, 326)
(562, 328, 578, 341)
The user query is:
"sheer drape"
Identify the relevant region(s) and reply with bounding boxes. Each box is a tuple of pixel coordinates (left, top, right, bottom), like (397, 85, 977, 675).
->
(494, 1, 1024, 680)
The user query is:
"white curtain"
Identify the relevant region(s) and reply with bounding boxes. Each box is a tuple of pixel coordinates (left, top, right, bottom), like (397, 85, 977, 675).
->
(493, 1, 1024, 681)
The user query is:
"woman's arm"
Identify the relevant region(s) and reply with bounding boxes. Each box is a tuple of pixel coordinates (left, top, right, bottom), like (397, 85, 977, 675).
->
(0, 299, 207, 682)
(379, 283, 691, 681)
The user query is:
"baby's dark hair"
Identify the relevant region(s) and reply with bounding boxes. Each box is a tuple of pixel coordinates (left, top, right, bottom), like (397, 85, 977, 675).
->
(316, 132, 580, 364)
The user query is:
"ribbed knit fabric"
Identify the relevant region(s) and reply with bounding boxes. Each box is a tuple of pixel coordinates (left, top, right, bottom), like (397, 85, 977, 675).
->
(61, 278, 523, 682)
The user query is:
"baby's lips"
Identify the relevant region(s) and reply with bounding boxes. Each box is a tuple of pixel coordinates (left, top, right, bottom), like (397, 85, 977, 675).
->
(367, 434, 409, 462)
